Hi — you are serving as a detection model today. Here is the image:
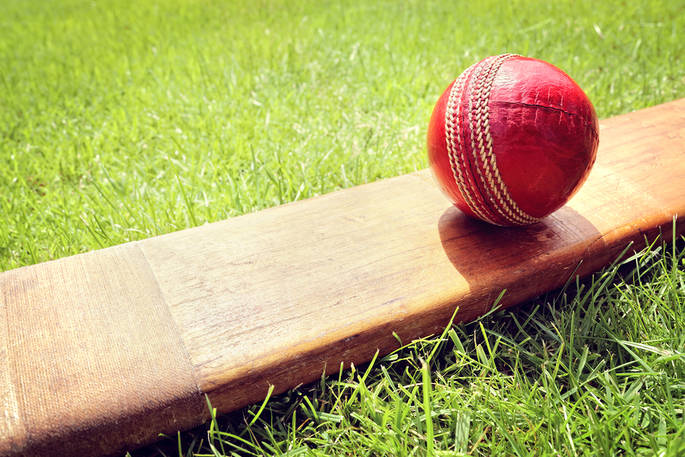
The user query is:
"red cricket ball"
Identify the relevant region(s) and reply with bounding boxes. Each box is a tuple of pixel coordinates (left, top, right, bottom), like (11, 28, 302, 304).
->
(427, 54, 599, 226)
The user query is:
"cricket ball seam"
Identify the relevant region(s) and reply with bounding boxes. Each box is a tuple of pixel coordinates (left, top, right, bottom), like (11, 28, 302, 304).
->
(446, 54, 540, 226)
(447, 59, 503, 224)
(445, 62, 496, 224)
(447, 56, 509, 224)
(466, 57, 511, 224)
(468, 55, 519, 225)
(473, 54, 539, 225)
(467, 56, 519, 225)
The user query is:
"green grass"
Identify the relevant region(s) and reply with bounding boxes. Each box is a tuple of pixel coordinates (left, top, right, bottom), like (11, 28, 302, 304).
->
(1, 0, 683, 455)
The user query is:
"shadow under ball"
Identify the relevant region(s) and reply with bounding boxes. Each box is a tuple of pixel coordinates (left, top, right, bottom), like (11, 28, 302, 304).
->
(427, 54, 599, 226)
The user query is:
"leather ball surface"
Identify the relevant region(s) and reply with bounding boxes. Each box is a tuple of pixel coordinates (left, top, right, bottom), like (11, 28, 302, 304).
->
(427, 54, 599, 226)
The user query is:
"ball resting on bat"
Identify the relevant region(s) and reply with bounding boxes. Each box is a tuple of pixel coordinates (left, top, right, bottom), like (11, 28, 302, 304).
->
(427, 54, 599, 226)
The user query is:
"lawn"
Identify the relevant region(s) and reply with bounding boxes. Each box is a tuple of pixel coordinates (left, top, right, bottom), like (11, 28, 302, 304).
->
(1, 0, 683, 456)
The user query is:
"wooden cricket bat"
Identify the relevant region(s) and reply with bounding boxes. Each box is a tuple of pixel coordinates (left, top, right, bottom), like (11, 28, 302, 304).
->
(1, 99, 684, 457)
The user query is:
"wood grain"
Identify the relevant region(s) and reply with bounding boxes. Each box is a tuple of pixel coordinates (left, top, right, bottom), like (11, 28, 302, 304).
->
(1, 99, 684, 456)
